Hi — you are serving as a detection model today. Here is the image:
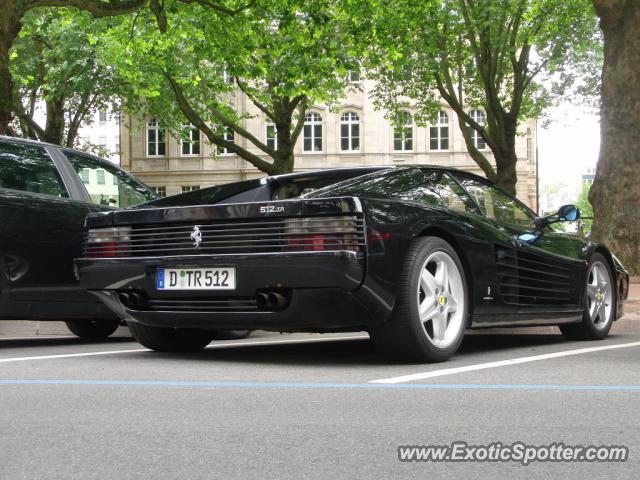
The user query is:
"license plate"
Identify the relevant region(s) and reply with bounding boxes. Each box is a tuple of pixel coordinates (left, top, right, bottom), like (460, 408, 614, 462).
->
(156, 267, 236, 290)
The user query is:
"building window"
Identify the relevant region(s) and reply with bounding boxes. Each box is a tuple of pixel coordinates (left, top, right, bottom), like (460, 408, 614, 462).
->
(347, 70, 360, 83)
(340, 111, 360, 152)
(393, 111, 413, 151)
(114, 135, 120, 154)
(429, 111, 449, 151)
(98, 136, 107, 149)
(151, 186, 166, 197)
(79, 168, 90, 184)
(266, 122, 277, 150)
(181, 185, 200, 193)
(147, 118, 166, 156)
(96, 169, 105, 185)
(99, 110, 107, 125)
(303, 112, 322, 152)
(217, 126, 234, 155)
(469, 109, 486, 150)
(181, 124, 200, 155)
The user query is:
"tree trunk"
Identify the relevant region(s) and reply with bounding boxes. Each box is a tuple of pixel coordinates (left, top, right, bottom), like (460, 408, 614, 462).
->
(42, 97, 66, 145)
(590, 0, 640, 275)
(0, 4, 21, 135)
(494, 148, 519, 196)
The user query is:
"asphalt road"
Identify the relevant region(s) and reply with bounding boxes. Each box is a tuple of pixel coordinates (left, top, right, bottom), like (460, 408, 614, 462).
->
(1, 314, 640, 480)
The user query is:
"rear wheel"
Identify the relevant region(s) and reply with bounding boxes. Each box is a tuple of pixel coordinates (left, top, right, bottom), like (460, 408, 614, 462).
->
(65, 319, 120, 340)
(128, 322, 212, 352)
(369, 237, 468, 362)
(560, 252, 615, 340)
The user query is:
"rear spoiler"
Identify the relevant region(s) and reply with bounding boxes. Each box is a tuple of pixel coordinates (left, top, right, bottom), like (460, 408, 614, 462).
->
(85, 197, 364, 229)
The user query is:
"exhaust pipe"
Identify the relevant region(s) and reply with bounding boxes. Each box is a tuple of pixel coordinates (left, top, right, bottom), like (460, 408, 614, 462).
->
(129, 292, 145, 308)
(267, 292, 287, 308)
(255, 292, 269, 308)
(118, 292, 131, 305)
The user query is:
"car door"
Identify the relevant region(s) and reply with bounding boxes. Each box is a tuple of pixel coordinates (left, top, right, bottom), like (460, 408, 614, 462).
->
(453, 174, 584, 316)
(0, 140, 93, 312)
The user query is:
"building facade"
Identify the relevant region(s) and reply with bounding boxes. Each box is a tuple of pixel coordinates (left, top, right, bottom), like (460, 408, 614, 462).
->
(120, 79, 538, 210)
(77, 109, 121, 164)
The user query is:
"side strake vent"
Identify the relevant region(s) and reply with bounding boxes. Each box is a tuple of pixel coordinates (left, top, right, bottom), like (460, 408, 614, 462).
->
(495, 244, 574, 306)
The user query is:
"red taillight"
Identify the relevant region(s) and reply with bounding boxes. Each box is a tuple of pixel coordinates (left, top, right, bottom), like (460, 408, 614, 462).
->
(89, 241, 130, 258)
(287, 234, 326, 251)
(84, 227, 131, 258)
(286, 233, 360, 252)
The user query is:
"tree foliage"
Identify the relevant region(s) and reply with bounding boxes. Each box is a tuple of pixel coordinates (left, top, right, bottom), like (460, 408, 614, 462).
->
(359, 0, 599, 194)
(10, 9, 126, 147)
(0, 0, 146, 135)
(575, 182, 593, 234)
(99, 0, 358, 175)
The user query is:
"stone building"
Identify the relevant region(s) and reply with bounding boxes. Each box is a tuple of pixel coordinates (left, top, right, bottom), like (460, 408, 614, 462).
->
(119, 79, 538, 210)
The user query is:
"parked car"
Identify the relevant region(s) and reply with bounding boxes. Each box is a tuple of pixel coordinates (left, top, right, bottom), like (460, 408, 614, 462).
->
(76, 166, 629, 361)
(0, 136, 158, 339)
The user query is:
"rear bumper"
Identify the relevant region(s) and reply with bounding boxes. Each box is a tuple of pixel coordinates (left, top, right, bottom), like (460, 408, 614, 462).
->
(76, 251, 390, 331)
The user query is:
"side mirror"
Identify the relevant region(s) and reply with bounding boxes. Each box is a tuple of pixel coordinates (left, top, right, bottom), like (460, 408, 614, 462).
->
(557, 204, 580, 222)
(534, 204, 581, 229)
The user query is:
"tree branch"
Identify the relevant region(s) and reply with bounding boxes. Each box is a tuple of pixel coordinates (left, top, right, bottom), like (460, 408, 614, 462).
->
(164, 73, 276, 173)
(29, 0, 146, 17)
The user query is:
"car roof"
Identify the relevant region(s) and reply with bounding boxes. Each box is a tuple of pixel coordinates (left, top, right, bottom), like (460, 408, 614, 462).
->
(0, 135, 63, 149)
(265, 164, 494, 186)
(0, 135, 120, 166)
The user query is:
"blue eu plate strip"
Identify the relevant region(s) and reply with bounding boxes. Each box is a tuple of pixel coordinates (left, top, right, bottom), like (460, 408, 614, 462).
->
(156, 268, 164, 289)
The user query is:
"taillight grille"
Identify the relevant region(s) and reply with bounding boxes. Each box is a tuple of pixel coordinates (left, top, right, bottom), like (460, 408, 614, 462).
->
(83, 215, 365, 258)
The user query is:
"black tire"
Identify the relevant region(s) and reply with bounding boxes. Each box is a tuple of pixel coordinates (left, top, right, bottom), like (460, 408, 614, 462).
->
(369, 236, 469, 362)
(65, 319, 120, 340)
(560, 252, 615, 340)
(210, 330, 252, 340)
(127, 322, 213, 353)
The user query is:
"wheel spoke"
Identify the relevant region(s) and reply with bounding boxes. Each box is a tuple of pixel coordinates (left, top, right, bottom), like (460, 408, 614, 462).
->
(586, 284, 597, 300)
(446, 295, 458, 314)
(420, 269, 438, 294)
(419, 299, 438, 322)
(598, 302, 608, 324)
(591, 265, 599, 286)
(431, 314, 447, 341)
(435, 261, 449, 291)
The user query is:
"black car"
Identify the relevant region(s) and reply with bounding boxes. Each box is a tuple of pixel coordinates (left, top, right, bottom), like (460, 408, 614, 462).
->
(0, 136, 158, 338)
(76, 166, 629, 361)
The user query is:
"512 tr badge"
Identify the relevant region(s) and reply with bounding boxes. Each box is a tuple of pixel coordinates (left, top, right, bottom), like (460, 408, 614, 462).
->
(259, 205, 285, 214)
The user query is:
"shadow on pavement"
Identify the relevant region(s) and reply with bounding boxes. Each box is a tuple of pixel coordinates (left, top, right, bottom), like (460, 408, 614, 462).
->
(0, 336, 136, 350)
(159, 331, 579, 366)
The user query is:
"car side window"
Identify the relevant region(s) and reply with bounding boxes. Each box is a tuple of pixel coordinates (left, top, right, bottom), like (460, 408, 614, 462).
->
(0, 141, 68, 197)
(423, 170, 480, 214)
(64, 151, 156, 208)
(454, 175, 535, 229)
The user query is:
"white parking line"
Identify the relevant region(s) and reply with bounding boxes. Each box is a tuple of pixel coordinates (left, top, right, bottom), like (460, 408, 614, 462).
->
(0, 334, 369, 364)
(370, 341, 640, 384)
(0, 348, 148, 363)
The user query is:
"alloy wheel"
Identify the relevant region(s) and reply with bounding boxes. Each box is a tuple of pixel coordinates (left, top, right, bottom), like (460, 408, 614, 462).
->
(416, 251, 466, 348)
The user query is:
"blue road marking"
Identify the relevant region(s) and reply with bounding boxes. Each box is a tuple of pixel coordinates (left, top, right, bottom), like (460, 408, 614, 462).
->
(1, 379, 640, 392)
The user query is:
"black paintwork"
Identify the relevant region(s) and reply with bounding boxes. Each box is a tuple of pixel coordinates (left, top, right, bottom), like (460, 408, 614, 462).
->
(76, 166, 630, 333)
(0, 136, 156, 321)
